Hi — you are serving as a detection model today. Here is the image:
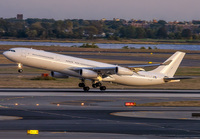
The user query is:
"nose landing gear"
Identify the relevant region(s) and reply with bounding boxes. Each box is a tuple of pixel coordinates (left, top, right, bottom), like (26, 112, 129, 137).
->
(18, 63, 23, 73)
(18, 69, 23, 73)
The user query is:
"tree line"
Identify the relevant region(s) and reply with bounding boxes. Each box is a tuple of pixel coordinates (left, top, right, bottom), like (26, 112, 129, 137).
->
(0, 18, 200, 40)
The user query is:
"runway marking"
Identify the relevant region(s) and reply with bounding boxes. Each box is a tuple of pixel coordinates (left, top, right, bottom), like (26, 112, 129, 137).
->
(112, 111, 200, 135)
(179, 118, 188, 120)
(0, 97, 28, 109)
(0, 92, 200, 98)
(0, 116, 23, 120)
(0, 105, 9, 108)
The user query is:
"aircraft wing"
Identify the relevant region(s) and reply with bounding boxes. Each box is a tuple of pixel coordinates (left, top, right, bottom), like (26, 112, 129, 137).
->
(127, 60, 172, 68)
(73, 67, 116, 75)
(73, 63, 164, 71)
(127, 63, 162, 68)
(72, 63, 164, 76)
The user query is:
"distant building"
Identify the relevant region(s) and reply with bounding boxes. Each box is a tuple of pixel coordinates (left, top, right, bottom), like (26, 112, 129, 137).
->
(113, 18, 120, 21)
(130, 20, 150, 28)
(131, 23, 149, 28)
(17, 14, 23, 20)
(153, 19, 158, 23)
(168, 21, 179, 25)
(101, 18, 106, 22)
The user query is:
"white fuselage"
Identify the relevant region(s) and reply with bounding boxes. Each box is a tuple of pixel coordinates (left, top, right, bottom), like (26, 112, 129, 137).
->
(3, 48, 166, 86)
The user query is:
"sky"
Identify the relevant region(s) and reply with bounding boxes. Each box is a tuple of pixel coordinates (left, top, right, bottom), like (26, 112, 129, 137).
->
(0, 0, 200, 21)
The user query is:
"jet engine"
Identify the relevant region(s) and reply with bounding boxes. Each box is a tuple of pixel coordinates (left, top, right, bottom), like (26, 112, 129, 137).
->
(79, 69, 98, 78)
(115, 67, 133, 75)
(51, 71, 69, 78)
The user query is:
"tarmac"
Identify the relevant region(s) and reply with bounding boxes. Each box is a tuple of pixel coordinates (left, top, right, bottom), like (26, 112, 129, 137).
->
(0, 89, 200, 139)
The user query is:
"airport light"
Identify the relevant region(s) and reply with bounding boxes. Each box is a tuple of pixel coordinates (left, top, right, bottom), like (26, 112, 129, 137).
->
(27, 130, 39, 135)
(125, 102, 136, 107)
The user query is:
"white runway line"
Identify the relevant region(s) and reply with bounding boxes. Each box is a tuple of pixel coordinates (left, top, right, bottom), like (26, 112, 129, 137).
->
(0, 92, 200, 97)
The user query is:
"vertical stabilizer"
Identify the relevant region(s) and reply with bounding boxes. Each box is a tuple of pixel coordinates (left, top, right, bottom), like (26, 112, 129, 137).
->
(150, 51, 185, 77)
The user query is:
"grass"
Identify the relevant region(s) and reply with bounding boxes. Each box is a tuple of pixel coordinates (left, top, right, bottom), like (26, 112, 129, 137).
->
(176, 67, 200, 76)
(31, 76, 56, 80)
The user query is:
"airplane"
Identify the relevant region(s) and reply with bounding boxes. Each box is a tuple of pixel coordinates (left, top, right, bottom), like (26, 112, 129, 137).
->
(3, 47, 186, 91)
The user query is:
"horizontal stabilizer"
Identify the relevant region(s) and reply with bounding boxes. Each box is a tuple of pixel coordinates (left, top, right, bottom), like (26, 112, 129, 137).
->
(164, 77, 193, 82)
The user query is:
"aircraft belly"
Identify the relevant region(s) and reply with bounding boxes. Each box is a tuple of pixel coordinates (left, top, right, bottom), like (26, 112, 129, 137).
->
(112, 75, 164, 86)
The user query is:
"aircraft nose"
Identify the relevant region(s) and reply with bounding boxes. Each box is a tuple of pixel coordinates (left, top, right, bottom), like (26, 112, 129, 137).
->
(3, 51, 8, 57)
(3, 51, 11, 59)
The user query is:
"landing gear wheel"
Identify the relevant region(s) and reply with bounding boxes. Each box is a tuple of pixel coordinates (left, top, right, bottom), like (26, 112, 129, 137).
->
(83, 86, 90, 91)
(18, 69, 23, 73)
(100, 86, 106, 91)
(92, 84, 97, 88)
(79, 83, 85, 87)
(92, 82, 102, 88)
(96, 82, 102, 87)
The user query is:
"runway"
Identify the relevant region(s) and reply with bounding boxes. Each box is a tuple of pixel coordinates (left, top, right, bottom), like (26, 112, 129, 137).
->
(0, 89, 200, 139)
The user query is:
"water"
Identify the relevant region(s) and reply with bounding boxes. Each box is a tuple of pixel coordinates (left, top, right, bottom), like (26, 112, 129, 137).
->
(0, 41, 200, 50)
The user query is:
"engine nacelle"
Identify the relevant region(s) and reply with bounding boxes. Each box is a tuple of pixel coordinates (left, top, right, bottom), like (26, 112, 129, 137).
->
(80, 69, 98, 78)
(51, 71, 69, 78)
(116, 67, 133, 75)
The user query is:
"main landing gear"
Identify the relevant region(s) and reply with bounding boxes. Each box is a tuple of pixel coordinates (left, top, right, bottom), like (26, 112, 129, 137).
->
(92, 82, 106, 91)
(78, 79, 90, 91)
(78, 79, 106, 91)
(100, 86, 106, 91)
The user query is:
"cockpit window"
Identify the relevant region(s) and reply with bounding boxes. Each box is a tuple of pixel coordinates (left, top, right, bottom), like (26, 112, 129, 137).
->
(9, 50, 16, 52)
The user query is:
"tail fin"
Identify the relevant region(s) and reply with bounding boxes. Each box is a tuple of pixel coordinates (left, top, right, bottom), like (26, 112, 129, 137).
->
(150, 51, 185, 77)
